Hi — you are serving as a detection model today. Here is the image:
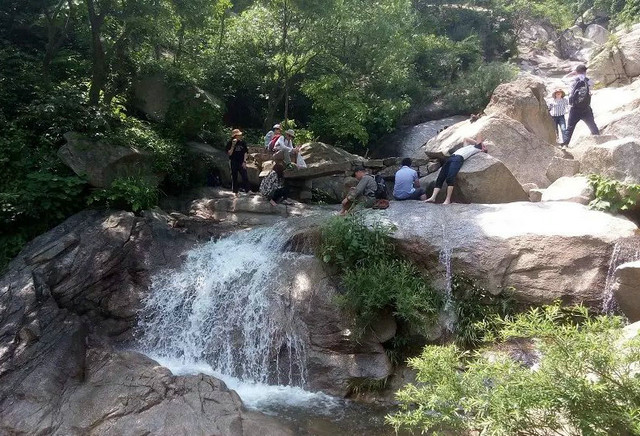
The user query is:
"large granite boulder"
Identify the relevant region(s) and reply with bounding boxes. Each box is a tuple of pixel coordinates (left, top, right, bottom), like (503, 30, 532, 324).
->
(418, 115, 556, 188)
(589, 23, 640, 86)
(541, 176, 594, 205)
(419, 154, 528, 204)
(546, 156, 580, 183)
(374, 201, 638, 306)
(58, 132, 161, 188)
(613, 260, 640, 322)
(572, 137, 640, 184)
(484, 75, 557, 144)
(186, 141, 232, 187)
(133, 73, 221, 123)
(278, 142, 364, 179)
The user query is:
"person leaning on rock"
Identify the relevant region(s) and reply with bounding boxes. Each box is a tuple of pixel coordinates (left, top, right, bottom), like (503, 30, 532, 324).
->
(339, 165, 377, 216)
(225, 128, 250, 196)
(561, 64, 599, 147)
(426, 136, 488, 204)
(393, 158, 427, 201)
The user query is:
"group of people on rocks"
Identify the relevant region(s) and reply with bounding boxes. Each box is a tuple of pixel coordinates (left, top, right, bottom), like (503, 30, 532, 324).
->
(225, 123, 302, 205)
(226, 65, 600, 213)
(548, 64, 599, 148)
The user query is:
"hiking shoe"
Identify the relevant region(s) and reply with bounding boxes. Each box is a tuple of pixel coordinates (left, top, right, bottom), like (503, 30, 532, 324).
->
(281, 199, 295, 205)
(285, 163, 297, 170)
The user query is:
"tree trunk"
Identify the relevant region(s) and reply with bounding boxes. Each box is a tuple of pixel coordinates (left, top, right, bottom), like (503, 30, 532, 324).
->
(42, 0, 71, 81)
(86, 0, 106, 106)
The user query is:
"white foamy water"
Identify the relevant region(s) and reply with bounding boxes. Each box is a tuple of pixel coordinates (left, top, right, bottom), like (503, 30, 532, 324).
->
(137, 224, 307, 387)
(148, 355, 342, 414)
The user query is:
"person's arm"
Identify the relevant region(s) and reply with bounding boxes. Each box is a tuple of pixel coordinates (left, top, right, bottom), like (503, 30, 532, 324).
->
(227, 139, 236, 156)
(348, 177, 368, 201)
(413, 171, 420, 188)
(242, 141, 248, 168)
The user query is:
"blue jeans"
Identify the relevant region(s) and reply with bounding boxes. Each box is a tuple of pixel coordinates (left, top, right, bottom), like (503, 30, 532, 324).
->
(435, 155, 464, 188)
(552, 115, 567, 143)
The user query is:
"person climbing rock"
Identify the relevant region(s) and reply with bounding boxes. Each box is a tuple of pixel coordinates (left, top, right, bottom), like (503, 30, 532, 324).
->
(272, 129, 299, 169)
(225, 129, 250, 196)
(562, 64, 599, 147)
(259, 162, 291, 206)
(339, 165, 377, 215)
(393, 158, 427, 201)
(425, 136, 488, 204)
(548, 88, 569, 145)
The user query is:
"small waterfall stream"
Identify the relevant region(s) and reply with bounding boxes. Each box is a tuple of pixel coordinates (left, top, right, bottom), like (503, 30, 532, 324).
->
(602, 241, 640, 314)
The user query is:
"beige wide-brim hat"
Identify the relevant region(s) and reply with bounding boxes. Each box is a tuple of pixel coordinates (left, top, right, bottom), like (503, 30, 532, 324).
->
(552, 89, 566, 98)
(285, 129, 295, 137)
(231, 128, 243, 137)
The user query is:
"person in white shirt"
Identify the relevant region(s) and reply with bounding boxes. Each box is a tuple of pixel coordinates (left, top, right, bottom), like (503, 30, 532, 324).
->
(425, 136, 488, 204)
(272, 129, 300, 167)
(264, 124, 282, 149)
(548, 89, 569, 144)
(393, 158, 426, 200)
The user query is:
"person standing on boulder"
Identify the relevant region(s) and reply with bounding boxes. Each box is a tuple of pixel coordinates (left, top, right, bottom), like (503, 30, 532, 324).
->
(562, 64, 599, 147)
(425, 136, 488, 204)
(226, 129, 250, 196)
(548, 88, 569, 145)
(393, 158, 427, 201)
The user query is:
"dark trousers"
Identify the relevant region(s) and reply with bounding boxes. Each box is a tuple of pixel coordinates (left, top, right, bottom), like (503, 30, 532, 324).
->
(269, 186, 289, 203)
(435, 155, 464, 188)
(565, 107, 599, 144)
(230, 161, 249, 193)
(552, 115, 567, 143)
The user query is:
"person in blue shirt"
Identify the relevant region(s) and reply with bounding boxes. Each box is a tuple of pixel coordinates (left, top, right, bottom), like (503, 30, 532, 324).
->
(393, 158, 427, 201)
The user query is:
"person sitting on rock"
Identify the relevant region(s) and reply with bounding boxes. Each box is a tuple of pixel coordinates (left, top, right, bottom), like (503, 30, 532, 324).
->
(339, 165, 377, 215)
(259, 162, 291, 206)
(264, 123, 282, 150)
(561, 64, 599, 147)
(426, 136, 488, 204)
(393, 158, 427, 201)
(548, 88, 569, 145)
(225, 128, 250, 196)
(272, 129, 300, 169)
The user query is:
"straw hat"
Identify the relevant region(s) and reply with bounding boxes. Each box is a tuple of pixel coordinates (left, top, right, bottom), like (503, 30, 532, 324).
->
(231, 129, 243, 137)
(552, 89, 566, 98)
(285, 129, 295, 137)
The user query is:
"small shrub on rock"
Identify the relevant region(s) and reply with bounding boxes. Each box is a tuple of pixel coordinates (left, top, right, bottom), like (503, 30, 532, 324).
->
(88, 176, 159, 213)
(387, 304, 640, 435)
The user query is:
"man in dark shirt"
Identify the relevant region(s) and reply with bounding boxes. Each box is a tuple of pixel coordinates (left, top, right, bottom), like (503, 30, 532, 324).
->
(225, 129, 250, 195)
(562, 64, 599, 147)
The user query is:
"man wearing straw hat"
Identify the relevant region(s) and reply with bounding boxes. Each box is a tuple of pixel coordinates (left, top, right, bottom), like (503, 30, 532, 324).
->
(272, 129, 300, 169)
(226, 128, 250, 195)
(548, 88, 569, 146)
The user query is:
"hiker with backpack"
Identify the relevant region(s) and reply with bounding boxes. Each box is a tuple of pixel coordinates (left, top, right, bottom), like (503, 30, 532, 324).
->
(393, 158, 427, 201)
(562, 64, 599, 147)
(425, 136, 488, 204)
(225, 129, 250, 196)
(264, 124, 282, 150)
(339, 165, 377, 216)
(548, 88, 569, 144)
(272, 129, 300, 169)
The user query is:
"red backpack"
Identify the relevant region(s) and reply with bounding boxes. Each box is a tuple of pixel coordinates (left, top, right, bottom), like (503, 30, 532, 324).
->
(268, 134, 281, 152)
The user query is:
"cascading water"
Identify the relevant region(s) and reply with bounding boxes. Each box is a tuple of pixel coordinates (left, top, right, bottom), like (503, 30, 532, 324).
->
(137, 223, 308, 387)
(438, 222, 456, 331)
(602, 241, 640, 314)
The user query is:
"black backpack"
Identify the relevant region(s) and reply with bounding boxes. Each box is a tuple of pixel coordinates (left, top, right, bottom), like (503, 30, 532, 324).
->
(570, 78, 591, 109)
(374, 174, 388, 199)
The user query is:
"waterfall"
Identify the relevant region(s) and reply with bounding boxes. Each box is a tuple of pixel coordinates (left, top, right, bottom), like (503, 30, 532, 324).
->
(136, 223, 307, 387)
(602, 241, 640, 314)
(439, 222, 456, 331)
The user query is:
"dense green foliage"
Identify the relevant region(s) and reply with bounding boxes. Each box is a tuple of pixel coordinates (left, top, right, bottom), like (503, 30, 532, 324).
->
(450, 275, 516, 348)
(320, 215, 443, 337)
(388, 304, 640, 435)
(88, 176, 160, 212)
(588, 173, 640, 213)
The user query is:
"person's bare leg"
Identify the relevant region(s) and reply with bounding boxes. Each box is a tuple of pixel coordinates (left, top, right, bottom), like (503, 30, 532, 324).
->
(443, 186, 454, 204)
(426, 188, 440, 203)
(270, 199, 278, 207)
